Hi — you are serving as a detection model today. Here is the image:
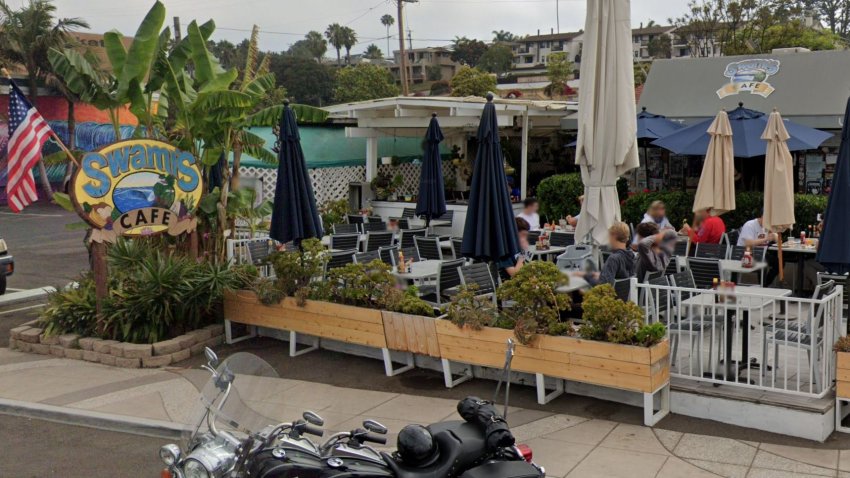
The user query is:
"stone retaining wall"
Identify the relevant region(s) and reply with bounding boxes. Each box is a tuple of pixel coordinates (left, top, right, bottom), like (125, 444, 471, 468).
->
(8, 323, 224, 368)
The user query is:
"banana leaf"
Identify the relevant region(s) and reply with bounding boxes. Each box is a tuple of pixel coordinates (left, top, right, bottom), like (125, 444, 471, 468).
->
(116, 0, 166, 100)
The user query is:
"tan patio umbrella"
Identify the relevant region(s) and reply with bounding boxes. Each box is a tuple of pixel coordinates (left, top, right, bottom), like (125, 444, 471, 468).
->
(762, 109, 795, 280)
(574, 0, 640, 245)
(692, 110, 736, 215)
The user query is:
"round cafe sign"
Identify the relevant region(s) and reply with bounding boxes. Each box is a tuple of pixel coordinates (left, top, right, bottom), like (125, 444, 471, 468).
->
(71, 139, 203, 242)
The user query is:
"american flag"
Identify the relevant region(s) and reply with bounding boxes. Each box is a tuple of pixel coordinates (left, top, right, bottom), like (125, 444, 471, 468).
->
(6, 80, 51, 212)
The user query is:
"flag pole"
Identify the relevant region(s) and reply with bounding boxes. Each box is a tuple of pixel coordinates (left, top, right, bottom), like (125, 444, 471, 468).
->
(2, 68, 79, 168)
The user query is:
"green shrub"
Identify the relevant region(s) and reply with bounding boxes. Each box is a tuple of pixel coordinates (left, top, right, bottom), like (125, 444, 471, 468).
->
(41, 238, 256, 344)
(579, 284, 665, 346)
(430, 80, 451, 96)
(383, 286, 436, 317)
(537, 173, 585, 220)
(320, 199, 349, 232)
(446, 284, 498, 330)
(620, 191, 694, 228)
(496, 261, 571, 344)
(267, 238, 326, 298)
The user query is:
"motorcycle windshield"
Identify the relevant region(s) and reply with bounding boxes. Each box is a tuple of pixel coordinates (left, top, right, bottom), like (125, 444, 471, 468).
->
(183, 352, 281, 446)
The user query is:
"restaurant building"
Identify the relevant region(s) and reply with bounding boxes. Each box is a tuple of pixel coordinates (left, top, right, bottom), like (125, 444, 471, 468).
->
(606, 50, 850, 194)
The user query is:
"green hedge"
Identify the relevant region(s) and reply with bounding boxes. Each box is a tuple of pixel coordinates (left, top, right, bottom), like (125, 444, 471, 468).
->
(537, 173, 585, 219)
(621, 191, 827, 231)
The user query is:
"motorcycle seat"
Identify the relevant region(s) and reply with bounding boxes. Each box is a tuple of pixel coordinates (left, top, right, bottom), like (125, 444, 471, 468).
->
(381, 431, 463, 478)
(427, 421, 486, 467)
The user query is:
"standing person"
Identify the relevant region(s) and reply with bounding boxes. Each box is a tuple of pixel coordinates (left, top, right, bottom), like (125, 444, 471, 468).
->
(680, 208, 726, 245)
(498, 217, 532, 279)
(635, 222, 677, 281)
(580, 222, 635, 286)
(640, 200, 674, 230)
(517, 198, 541, 231)
(738, 214, 780, 286)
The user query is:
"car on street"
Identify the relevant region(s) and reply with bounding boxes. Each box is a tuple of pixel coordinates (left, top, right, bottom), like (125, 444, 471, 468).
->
(0, 238, 14, 294)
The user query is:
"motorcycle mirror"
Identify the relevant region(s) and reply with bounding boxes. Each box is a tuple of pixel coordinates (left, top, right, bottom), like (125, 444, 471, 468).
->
(204, 347, 219, 368)
(363, 419, 388, 435)
(303, 411, 324, 427)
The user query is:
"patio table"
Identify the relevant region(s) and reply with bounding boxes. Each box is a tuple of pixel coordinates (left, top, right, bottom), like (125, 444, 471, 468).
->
(392, 259, 443, 282)
(719, 259, 768, 283)
(769, 242, 817, 295)
(528, 245, 567, 261)
(681, 286, 792, 383)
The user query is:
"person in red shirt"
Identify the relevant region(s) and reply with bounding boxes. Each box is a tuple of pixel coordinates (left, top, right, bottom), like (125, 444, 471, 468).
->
(680, 208, 726, 244)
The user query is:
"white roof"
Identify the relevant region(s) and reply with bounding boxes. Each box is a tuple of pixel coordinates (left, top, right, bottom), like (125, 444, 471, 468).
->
(325, 96, 577, 116)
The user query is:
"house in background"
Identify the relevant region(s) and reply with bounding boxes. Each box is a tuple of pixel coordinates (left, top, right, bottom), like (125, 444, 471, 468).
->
(388, 47, 461, 84)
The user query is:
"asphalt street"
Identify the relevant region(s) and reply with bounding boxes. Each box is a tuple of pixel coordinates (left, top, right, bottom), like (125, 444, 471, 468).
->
(0, 202, 89, 291)
(0, 414, 165, 477)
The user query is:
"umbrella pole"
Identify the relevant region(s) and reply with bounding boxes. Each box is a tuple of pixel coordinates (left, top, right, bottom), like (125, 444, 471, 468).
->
(777, 231, 785, 282)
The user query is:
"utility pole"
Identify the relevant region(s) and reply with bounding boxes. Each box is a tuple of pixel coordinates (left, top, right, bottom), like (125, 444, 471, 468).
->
(396, 0, 418, 96)
(407, 29, 414, 87)
(173, 16, 182, 43)
(556, 0, 560, 34)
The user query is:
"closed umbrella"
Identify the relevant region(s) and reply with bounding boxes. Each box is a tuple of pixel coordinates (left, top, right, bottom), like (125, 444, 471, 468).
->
(575, 0, 640, 245)
(415, 113, 447, 226)
(269, 100, 324, 246)
(653, 104, 832, 158)
(817, 98, 850, 274)
(461, 94, 520, 262)
(762, 109, 796, 281)
(693, 111, 735, 215)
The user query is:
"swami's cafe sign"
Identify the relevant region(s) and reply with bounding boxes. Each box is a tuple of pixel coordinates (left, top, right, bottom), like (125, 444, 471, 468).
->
(717, 58, 780, 99)
(71, 140, 203, 243)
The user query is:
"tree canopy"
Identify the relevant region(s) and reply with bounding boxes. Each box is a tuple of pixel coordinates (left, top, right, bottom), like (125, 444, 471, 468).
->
(450, 36, 489, 67)
(546, 52, 573, 97)
(450, 66, 496, 98)
(478, 43, 514, 76)
(333, 63, 399, 103)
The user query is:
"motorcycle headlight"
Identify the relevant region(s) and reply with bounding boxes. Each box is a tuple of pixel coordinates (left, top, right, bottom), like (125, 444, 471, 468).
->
(159, 444, 181, 466)
(183, 459, 210, 478)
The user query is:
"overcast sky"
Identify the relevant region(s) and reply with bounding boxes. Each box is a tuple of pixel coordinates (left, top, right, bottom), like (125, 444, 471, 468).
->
(49, 0, 691, 55)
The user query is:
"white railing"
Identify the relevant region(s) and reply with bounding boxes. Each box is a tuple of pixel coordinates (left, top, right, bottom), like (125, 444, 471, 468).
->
(634, 279, 844, 398)
(226, 237, 275, 278)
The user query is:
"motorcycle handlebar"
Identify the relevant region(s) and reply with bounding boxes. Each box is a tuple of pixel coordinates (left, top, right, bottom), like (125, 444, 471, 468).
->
(303, 424, 325, 438)
(362, 433, 387, 445)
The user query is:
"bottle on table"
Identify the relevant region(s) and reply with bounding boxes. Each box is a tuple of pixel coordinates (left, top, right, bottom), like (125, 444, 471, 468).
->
(741, 247, 754, 269)
(397, 250, 405, 273)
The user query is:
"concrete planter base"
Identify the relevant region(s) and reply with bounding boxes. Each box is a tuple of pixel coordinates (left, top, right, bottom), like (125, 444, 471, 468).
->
(9, 323, 224, 368)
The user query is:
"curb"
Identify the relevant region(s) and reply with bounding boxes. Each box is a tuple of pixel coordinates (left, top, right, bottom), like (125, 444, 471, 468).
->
(0, 397, 188, 440)
(0, 287, 55, 307)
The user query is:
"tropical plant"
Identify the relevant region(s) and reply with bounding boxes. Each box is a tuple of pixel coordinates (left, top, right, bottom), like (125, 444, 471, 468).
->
(496, 261, 571, 344)
(380, 14, 394, 59)
(303, 30, 328, 62)
(333, 63, 399, 103)
(325, 23, 345, 66)
(0, 0, 89, 198)
(449, 66, 496, 97)
(492, 30, 518, 42)
(341, 26, 357, 65)
(579, 284, 664, 346)
(42, 275, 100, 337)
(364, 44, 383, 60)
(319, 198, 349, 231)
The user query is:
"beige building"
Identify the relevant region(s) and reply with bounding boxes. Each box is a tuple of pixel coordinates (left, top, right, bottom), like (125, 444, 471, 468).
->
(388, 47, 461, 84)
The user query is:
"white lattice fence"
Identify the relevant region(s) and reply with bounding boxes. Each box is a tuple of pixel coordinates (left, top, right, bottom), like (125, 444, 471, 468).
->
(240, 161, 458, 206)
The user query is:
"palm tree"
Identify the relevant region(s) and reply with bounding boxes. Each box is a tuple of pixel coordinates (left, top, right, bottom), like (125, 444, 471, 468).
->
(304, 30, 327, 62)
(0, 0, 88, 200)
(341, 26, 357, 65)
(325, 23, 345, 66)
(492, 30, 517, 42)
(380, 14, 394, 60)
(364, 44, 383, 60)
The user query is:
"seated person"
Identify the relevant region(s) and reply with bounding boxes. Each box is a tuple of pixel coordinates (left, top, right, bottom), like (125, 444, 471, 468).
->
(581, 222, 635, 286)
(739, 214, 780, 286)
(635, 222, 677, 281)
(680, 208, 726, 245)
(641, 200, 674, 230)
(566, 195, 584, 227)
(498, 217, 532, 279)
(517, 198, 541, 231)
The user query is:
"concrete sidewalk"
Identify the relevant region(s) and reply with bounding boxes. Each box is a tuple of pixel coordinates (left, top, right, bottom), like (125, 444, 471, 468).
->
(0, 348, 849, 478)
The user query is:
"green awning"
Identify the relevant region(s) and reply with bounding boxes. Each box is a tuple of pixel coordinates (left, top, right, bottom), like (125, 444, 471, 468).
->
(241, 126, 448, 169)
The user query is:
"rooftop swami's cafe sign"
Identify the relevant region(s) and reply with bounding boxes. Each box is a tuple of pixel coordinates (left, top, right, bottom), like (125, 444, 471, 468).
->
(71, 140, 203, 243)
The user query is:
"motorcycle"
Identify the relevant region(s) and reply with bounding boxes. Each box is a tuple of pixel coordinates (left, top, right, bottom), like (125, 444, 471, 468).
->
(159, 346, 545, 478)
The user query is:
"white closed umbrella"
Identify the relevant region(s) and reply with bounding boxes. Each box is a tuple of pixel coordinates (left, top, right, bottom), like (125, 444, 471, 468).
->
(693, 111, 736, 215)
(575, 0, 640, 245)
(762, 109, 795, 280)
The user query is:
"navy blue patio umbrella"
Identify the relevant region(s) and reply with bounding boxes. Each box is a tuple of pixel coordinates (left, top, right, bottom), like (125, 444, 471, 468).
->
(269, 100, 324, 246)
(816, 98, 850, 274)
(415, 113, 447, 226)
(566, 107, 682, 146)
(461, 94, 520, 262)
(652, 104, 832, 158)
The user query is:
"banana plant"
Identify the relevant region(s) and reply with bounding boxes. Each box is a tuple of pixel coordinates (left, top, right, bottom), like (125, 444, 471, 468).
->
(48, 1, 167, 138)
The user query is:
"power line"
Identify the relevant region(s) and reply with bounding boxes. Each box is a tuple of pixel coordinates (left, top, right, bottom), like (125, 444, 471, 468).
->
(346, 0, 391, 26)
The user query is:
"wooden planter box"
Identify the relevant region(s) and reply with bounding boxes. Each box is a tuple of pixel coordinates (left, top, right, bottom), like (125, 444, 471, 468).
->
(381, 311, 440, 358)
(837, 352, 850, 399)
(223, 291, 387, 349)
(435, 319, 670, 425)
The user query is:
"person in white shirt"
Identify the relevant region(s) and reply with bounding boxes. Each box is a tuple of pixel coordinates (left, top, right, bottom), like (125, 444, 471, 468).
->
(737, 215, 780, 286)
(738, 216, 776, 247)
(517, 198, 541, 231)
(640, 200, 674, 230)
(566, 195, 584, 227)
